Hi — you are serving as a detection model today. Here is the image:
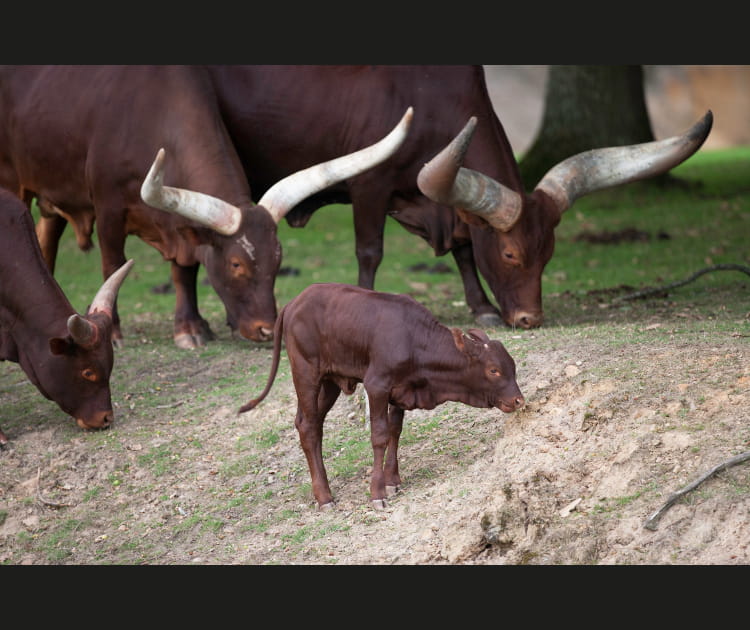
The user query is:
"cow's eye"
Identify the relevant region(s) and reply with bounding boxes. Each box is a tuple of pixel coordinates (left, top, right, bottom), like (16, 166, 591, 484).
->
(229, 257, 249, 277)
(82, 368, 97, 382)
(489, 367, 501, 377)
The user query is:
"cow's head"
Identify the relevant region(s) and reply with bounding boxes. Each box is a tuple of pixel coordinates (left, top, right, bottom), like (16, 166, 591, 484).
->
(141, 107, 414, 342)
(419, 111, 713, 328)
(37, 259, 133, 431)
(450, 327, 524, 412)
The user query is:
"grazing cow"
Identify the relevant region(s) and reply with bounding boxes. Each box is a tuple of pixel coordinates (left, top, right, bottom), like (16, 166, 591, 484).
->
(206, 65, 712, 329)
(0, 65, 412, 348)
(239, 283, 525, 510)
(0, 188, 133, 445)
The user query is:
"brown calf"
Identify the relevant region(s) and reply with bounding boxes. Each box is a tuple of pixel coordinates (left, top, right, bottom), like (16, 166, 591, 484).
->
(239, 283, 524, 510)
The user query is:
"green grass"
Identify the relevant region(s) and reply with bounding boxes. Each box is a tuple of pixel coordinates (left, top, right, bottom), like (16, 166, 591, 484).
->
(38, 146, 748, 337)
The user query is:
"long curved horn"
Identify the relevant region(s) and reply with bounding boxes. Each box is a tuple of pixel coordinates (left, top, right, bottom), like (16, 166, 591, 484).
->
(88, 258, 135, 317)
(67, 259, 135, 347)
(141, 149, 243, 235)
(258, 107, 414, 223)
(535, 110, 713, 214)
(66, 259, 134, 347)
(416, 117, 523, 232)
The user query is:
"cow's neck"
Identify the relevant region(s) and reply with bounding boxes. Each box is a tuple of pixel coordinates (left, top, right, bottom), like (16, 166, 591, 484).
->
(0, 274, 73, 362)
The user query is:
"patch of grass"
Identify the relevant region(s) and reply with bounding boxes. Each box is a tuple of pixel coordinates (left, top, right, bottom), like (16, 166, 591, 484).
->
(592, 482, 659, 515)
(38, 518, 88, 563)
(221, 454, 260, 479)
(82, 487, 103, 502)
(172, 513, 225, 535)
(137, 444, 178, 477)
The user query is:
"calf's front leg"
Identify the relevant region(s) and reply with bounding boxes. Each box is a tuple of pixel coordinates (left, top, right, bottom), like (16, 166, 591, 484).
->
(295, 381, 336, 509)
(384, 405, 404, 497)
(366, 391, 392, 510)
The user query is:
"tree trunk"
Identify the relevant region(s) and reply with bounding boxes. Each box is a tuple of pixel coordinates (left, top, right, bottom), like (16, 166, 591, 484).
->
(519, 65, 659, 189)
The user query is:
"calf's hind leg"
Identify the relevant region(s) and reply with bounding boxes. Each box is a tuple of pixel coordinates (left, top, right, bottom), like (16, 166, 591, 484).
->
(295, 379, 341, 509)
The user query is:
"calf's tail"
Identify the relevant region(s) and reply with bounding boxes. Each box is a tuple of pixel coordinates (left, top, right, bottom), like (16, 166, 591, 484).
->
(238, 304, 287, 414)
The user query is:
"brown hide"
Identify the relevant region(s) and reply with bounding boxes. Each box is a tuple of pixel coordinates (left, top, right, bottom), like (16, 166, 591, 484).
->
(207, 65, 543, 327)
(0, 189, 131, 444)
(206, 65, 710, 330)
(239, 282, 524, 509)
(0, 65, 277, 348)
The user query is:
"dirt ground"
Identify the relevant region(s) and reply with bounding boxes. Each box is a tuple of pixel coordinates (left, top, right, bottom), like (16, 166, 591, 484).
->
(1, 286, 748, 565)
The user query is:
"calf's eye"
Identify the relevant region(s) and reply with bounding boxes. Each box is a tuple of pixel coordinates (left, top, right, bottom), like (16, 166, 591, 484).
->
(82, 368, 97, 382)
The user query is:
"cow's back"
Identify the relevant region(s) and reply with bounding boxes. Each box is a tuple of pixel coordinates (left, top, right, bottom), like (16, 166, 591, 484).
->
(207, 65, 522, 199)
(0, 66, 249, 212)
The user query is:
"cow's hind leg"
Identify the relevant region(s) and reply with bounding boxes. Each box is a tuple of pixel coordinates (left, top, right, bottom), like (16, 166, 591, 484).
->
(384, 405, 404, 497)
(296, 379, 339, 509)
(34, 208, 68, 274)
(171, 262, 215, 349)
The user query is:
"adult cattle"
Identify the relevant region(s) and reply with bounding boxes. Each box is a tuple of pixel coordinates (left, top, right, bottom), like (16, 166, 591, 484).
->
(0, 65, 412, 348)
(0, 188, 133, 445)
(206, 65, 712, 329)
(239, 282, 525, 510)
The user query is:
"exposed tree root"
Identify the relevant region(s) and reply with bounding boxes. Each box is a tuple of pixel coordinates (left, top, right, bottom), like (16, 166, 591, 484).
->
(613, 264, 750, 303)
(644, 450, 750, 531)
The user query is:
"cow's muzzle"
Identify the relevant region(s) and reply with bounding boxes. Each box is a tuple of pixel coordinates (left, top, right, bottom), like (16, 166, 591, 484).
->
(506, 310, 544, 329)
(238, 321, 275, 343)
(76, 411, 114, 431)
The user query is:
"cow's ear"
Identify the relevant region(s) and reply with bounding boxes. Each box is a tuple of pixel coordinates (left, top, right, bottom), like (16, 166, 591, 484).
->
(451, 328, 466, 352)
(457, 208, 493, 229)
(49, 336, 73, 356)
(177, 225, 202, 247)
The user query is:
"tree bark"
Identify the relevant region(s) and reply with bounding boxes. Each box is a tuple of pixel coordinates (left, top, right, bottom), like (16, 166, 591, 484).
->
(519, 65, 659, 189)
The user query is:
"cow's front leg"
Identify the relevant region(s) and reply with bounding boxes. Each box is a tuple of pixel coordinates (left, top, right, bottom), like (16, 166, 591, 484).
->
(451, 242, 502, 327)
(351, 192, 387, 289)
(171, 261, 215, 349)
(384, 405, 404, 497)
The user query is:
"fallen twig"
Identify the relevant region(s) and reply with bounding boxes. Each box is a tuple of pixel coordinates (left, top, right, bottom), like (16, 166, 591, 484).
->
(643, 450, 750, 531)
(154, 401, 184, 409)
(36, 467, 73, 509)
(613, 263, 750, 303)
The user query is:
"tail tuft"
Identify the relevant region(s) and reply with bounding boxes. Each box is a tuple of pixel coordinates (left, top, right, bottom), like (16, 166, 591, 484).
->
(238, 399, 261, 415)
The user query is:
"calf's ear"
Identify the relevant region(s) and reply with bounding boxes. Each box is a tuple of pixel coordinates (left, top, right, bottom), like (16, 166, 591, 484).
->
(465, 328, 490, 344)
(451, 328, 466, 352)
(451, 328, 489, 358)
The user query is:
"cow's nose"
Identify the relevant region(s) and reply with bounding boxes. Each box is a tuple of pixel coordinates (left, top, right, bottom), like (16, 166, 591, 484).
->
(513, 395, 525, 409)
(258, 326, 274, 341)
(510, 311, 543, 329)
(76, 411, 113, 431)
(240, 321, 275, 342)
